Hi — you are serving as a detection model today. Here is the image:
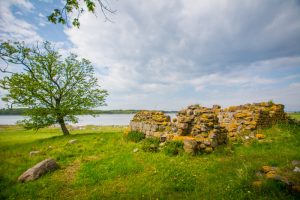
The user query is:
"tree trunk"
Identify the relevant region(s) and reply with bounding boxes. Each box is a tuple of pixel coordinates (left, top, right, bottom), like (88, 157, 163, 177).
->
(58, 117, 69, 135)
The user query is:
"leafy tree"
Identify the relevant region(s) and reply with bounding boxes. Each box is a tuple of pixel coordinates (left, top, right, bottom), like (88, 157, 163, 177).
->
(48, 0, 116, 28)
(0, 41, 108, 135)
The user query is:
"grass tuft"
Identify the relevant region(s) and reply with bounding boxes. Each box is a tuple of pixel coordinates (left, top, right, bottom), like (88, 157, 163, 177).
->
(124, 131, 145, 142)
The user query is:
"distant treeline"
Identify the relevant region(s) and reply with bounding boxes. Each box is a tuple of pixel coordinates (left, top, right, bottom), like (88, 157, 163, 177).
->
(0, 108, 177, 115)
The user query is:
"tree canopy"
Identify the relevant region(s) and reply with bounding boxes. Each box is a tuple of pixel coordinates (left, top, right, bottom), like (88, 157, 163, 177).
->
(0, 41, 108, 135)
(48, 0, 115, 28)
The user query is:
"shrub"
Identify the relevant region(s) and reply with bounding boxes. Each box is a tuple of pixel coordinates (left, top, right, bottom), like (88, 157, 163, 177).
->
(163, 140, 184, 156)
(141, 137, 160, 152)
(124, 131, 145, 142)
(268, 99, 274, 105)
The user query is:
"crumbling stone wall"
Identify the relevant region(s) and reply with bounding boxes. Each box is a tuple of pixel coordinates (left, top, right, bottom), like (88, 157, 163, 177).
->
(129, 111, 173, 141)
(218, 102, 287, 139)
(129, 102, 287, 154)
(173, 105, 228, 154)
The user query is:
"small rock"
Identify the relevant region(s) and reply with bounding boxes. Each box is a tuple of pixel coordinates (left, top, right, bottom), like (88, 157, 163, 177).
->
(183, 139, 197, 154)
(244, 136, 250, 140)
(293, 166, 300, 173)
(261, 166, 278, 173)
(199, 143, 206, 149)
(292, 160, 300, 166)
(204, 147, 213, 153)
(18, 158, 59, 182)
(29, 151, 40, 156)
(264, 171, 291, 185)
(68, 139, 77, 144)
(255, 134, 265, 139)
(265, 171, 278, 179)
(133, 148, 139, 153)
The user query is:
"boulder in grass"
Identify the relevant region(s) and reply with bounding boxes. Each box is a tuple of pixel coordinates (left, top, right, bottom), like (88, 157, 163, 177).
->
(18, 158, 59, 183)
(183, 138, 197, 154)
(292, 160, 300, 166)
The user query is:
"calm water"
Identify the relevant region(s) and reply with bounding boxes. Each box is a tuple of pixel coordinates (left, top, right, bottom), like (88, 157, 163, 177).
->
(0, 113, 177, 126)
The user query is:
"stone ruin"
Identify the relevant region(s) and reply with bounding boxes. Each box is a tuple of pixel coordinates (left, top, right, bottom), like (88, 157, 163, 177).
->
(129, 102, 288, 154)
(174, 105, 228, 154)
(218, 102, 286, 139)
(129, 111, 174, 142)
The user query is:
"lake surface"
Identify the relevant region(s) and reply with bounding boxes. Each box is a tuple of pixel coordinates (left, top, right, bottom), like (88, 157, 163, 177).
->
(0, 113, 177, 126)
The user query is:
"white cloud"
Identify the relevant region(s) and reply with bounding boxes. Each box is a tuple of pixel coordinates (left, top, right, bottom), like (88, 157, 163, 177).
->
(39, 22, 46, 27)
(0, 0, 42, 43)
(64, 0, 300, 110)
(38, 13, 44, 18)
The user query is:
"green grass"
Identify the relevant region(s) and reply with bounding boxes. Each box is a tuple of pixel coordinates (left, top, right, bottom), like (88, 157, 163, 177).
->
(0, 124, 300, 199)
(289, 113, 300, 121)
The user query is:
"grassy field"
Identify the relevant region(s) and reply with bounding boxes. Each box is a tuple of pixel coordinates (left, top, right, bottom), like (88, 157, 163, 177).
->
(289, 113, 300, 121)
(0, 124, 300, 199)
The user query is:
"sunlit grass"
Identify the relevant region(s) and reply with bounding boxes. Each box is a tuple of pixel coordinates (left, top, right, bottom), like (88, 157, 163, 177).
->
(289, 113, 300, 121)
(0, 124, 299, 199)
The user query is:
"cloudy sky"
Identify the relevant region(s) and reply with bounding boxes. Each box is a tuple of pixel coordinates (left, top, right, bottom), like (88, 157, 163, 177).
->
(0, 0, 300, 111)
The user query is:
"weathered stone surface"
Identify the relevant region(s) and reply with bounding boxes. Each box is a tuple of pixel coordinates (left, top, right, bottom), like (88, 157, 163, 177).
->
(292, 160, 300, 166)
(293, 167, 300, 173)
(204, 147, 213, 153)
(255, 134, 265, 139)
(183, 138, 197, 154)
(129, 111, 172, 138)
(128, 102, 287, 154)
(261, 166, 278, 173)
(173, 105, 228, 153)
(18, 158, 59, 183)
(254, 164, 300, 193)
(218, 102, 287, 140)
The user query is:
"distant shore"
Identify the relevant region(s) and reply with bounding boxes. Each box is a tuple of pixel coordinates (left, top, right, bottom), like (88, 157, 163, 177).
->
(0, 108, 178, 115)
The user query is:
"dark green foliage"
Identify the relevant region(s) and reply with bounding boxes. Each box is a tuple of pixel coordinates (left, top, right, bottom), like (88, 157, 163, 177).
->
(268, 99, 275, 105)
(163, 140, 184, 156)
(141, 137, 160, 152)
(124, 131, 145, 142)
(47, 0, 115, 28)
(0, 41, 108, 135)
